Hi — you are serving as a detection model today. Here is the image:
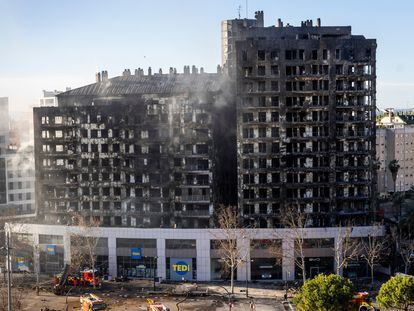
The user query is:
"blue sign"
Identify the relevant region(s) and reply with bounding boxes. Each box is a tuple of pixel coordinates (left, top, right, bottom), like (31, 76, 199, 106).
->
(130, 248, 142, 260)
(46, 245, 56, 255)
(170, 258, 193, 281)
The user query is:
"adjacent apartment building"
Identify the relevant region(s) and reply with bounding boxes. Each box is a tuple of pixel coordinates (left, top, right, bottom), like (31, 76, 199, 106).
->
(377, 109, 414, 193)
(0, 97, 36, 215)
(223, 13, 377, 227)
(0, 97, 9, 205)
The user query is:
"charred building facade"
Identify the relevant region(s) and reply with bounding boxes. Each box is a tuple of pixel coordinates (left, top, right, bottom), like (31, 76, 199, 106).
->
(33, 69, 237, 228)
(33, 12, 377, 230)
(223, 13, 377, 227)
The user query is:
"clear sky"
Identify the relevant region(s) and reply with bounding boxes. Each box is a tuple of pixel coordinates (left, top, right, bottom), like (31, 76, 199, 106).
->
(0, 0, 413, 117)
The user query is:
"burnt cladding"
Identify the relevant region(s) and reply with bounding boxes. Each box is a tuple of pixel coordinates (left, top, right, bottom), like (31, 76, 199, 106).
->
(33, 69, 237, 228)
(225, 13, 377, 228)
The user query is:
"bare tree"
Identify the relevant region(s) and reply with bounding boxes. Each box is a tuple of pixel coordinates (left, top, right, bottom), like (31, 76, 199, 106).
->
(279, 206, 309, 283)
(399, 238, 414, 274)
(333, 224, 361, 275)
(212, 205, 249, 294)
(70, 215, 102, 288)
(360, 227, 388, 285)
(391, 227, 414, 274)
(0, 286, 24, 311)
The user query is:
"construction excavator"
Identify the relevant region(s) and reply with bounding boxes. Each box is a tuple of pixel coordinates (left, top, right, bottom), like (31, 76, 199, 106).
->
(53, 264, 102, 295)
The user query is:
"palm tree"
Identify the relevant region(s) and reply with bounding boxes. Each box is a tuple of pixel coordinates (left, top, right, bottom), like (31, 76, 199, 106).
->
(388, 159, 400, 193)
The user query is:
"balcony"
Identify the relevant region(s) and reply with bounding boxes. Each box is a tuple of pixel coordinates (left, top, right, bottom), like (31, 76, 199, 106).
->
(178, 195, 210, 202)
(175, 210, 210, 217)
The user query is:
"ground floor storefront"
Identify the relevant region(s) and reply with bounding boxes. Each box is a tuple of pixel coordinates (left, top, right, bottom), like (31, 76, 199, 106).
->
(7, 224, 384, 281)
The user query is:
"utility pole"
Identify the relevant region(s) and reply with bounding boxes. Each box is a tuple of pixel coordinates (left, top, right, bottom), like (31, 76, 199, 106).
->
(4, 230, 12, 311)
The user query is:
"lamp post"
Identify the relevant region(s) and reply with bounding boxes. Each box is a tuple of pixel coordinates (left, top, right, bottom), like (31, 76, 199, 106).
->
(1, 230, 13, 311)
(153, 256, 158, 291)
(245, 259, 253, 298)
(284, 271, 291, 301)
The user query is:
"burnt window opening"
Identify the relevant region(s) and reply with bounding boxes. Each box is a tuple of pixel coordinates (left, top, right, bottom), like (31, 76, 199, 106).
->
(243, 128, 254, 139)
(258, 96, 266, 107)
(258, 81, 266, 92)
(271, 96, 279, 107)
(258, 143, 267, 153)
(322, 49, 328, 60)
(243, 174, 255, 184)
(270, 50, 279, 60)
(271, 81, 279, 92)
(257, 50, 265, 61)
(243, 158, 254, 169)
(258, 112, 267, 122)
(242, 50, 248, 61)
(243, 113, 253, 123)
(257, 66, 266, 76)
(259, 173, 267, 184)
(259, 158, 267, 169)
(258, 127, 266, 138)
(335, 49, 341, 60)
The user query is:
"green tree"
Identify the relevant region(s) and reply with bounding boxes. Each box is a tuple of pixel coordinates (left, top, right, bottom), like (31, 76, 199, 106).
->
(389, 159, 400, 193)
(293, 274, 356, 311)
(377, 275, 414, 311)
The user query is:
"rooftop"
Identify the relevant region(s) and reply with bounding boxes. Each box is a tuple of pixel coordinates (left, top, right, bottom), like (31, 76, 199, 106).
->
(58, 70, 221, 98)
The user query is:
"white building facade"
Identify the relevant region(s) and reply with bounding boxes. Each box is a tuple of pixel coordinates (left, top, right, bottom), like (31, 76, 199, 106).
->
(7, 224, 384, 281)
(5, 146, 36, 214)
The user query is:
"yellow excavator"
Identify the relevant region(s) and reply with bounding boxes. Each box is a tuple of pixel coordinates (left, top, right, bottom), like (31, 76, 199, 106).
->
(80, 293, 107, 311)
(352, 292, 380, 311)
(146, 299, 170, 311)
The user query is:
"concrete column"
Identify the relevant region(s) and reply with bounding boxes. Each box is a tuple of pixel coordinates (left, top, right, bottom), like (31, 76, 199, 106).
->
(63, 233, 71, 265)
(108, 236, 117, 278)
(196, 238, 211, 281)
(282, 238, 295, 281)
(236, 237, 250, 281)
(156, 238, 166, 280)
(33, 234, 40, 274)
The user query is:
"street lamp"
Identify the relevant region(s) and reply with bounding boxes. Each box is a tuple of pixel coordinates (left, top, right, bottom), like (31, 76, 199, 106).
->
(144, 256, 158, 291)
(284, 271, 291, 301)
(152, 256, 158, 291)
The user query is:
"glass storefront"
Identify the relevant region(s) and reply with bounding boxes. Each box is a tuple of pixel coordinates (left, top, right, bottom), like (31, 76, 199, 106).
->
(295, 257, 334, 279)
(116, 238, 157, 278)
(343, 260, 369, 279)
(251, 258, 282, 280)
(40, 249, 64, 274)
(210, 258, 231, 280)
(117, 256, 157, 278)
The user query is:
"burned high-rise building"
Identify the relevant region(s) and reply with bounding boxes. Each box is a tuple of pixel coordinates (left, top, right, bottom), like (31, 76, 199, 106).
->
(33, 68, 237, 228)
(33, 12, 377, 231)
(222, 13, 377, 227)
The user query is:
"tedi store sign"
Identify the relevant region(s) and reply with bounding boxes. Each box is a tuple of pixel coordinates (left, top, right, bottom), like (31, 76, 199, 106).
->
(170, 258, 193, 281)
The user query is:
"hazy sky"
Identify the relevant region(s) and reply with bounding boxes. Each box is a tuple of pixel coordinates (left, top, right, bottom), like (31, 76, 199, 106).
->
(0, 0, 413, 117)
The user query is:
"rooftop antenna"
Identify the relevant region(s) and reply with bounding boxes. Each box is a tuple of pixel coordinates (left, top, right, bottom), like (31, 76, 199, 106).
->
(237, 5, 241, 19)
(246, 0, 248, 18)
